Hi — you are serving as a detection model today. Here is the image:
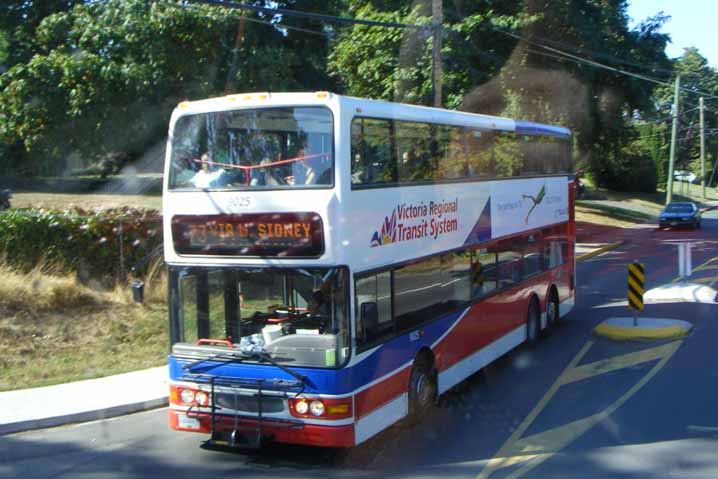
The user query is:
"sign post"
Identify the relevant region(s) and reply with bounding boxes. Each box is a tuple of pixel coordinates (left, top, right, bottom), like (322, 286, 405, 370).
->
(627, 261, 645, 327)
(677, 243, 693, 278)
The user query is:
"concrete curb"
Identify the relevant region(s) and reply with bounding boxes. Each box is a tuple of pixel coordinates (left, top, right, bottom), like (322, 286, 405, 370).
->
(577, 240, 625, 262)
(594, 317, 693, 341)
(0, 397, 168, 436)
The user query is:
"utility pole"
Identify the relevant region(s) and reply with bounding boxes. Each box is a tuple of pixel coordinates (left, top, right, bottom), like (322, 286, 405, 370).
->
(710, 143, 718, 189)
(666, 74, 680, 204)
(432, 0, 443, 108)
(700, 96, 706, 201)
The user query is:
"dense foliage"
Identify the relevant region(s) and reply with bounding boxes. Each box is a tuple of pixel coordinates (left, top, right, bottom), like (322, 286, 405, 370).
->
(0, 207, 162, 282)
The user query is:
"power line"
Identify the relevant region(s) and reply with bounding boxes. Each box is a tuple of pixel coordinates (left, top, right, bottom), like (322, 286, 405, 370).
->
(519, 29, 675, 76)
(187, 0, 427, 30)
(494, 27, 718, 100)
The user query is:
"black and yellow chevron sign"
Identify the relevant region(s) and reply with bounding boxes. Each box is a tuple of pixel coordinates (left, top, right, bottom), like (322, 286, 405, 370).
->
(627, 262, 645, 311)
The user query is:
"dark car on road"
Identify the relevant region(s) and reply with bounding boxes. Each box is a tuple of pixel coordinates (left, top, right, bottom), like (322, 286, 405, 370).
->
(658, 201, 701, 229)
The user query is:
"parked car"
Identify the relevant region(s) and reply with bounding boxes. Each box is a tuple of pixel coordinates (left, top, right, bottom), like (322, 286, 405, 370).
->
(673, 170, 698, 183)
(658, 202, 701, 229)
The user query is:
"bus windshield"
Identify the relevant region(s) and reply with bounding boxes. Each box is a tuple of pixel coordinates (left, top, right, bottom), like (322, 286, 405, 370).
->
(169, 266, 349, 368)
(169, 107, 333, 190)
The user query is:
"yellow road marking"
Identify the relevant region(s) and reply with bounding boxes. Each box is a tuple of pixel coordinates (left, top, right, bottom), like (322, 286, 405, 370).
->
(559, 341, 679, 385)
(692, 265, 718, 273)
(476, 341, 592, 479)
(476, 340, 682, 479)
(686, 277, 718, 284)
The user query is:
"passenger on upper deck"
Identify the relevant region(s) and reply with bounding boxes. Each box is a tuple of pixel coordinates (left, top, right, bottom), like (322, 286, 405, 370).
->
(191, 153, 225, 188)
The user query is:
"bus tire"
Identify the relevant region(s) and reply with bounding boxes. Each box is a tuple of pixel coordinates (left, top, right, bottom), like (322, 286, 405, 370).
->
(546, 288, 560, 330)
(408, 352, 437, 424)
(526, 296, 541, 346)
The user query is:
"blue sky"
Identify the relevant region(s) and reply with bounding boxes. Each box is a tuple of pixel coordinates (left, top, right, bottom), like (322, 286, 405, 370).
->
(627, 1, 716, 67)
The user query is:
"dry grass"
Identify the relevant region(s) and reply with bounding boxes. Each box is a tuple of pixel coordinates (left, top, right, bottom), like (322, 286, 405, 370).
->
(0, 262, 168, 391)
(11, 192, 161, 211)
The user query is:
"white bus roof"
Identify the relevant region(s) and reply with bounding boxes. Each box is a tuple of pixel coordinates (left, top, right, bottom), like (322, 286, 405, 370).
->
(171, 92, 571, 138)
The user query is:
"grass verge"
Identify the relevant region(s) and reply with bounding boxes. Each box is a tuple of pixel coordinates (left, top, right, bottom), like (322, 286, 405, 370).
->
(0, 262, 168, 391)
(575, 203, 653, 228)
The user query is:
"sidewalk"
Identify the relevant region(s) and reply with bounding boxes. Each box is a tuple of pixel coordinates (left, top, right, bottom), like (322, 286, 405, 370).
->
(0, 367, 168, 435)
(0, 215, 673, 436)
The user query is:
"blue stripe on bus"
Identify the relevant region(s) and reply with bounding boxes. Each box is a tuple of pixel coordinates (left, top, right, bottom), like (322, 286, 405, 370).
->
(514, 121, 570, 138)
(169, 308, 465, 395)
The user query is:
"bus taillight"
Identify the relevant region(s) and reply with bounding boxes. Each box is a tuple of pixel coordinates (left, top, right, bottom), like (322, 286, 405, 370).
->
(289, 398, 352, 420)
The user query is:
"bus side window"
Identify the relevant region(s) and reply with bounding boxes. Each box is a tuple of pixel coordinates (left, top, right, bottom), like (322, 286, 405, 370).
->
(466, 129, 494, 177)
(351, 118, 397, 186)
(522, 234, 544, 278)
(355, 271, 393, 347)
(497, 242, 522, 288)
(435, 125, 467, 180)
(493, 131, 522, 177)
(471, 247, 497, 299)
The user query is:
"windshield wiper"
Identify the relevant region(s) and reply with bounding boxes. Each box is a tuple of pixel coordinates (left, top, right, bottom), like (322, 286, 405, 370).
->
(182, 349, 307, 385)
(182, 349, 247, 371)
(243, 350, 308, 385)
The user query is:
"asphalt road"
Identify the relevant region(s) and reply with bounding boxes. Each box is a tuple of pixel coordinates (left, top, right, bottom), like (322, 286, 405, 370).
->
(3, 213, 718, 479)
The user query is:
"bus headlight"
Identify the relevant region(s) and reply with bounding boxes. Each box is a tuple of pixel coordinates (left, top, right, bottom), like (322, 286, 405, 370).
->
(310, 400, 325, 417)
(294, 400, 309, 415)
(180, 389, 195, 404)
(195, 391, 209, 406)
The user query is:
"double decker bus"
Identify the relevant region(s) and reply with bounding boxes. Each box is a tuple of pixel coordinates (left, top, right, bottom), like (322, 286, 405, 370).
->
(164, 92, 574, 448)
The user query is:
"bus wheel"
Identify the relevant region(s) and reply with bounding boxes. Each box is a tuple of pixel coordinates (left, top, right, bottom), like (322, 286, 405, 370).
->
(526, 297, 541, 345)
(546, 289, 560, 329)
(408, 354, 437, 423)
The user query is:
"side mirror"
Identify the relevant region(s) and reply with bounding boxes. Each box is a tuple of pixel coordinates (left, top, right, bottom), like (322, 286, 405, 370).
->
(359, 301, 378, 341)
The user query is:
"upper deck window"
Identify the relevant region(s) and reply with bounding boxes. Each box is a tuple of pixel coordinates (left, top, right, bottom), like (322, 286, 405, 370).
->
(169, 107, 333, 190)
(351, 116, 571, 189)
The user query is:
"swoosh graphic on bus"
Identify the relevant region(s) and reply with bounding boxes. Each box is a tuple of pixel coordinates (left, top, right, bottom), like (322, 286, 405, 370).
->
(464, 197, 492, 246)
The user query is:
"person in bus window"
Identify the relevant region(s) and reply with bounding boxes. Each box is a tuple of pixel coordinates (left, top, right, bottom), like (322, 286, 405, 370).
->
(303, 148, 318, 185)
(351, 153, 365, 184)
(286, 148, 308, 185)
(191, 153, 224, 188)
(399, 150, 418, 182)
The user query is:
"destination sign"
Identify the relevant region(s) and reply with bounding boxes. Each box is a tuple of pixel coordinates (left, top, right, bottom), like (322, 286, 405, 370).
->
(172, 213, 324, 257)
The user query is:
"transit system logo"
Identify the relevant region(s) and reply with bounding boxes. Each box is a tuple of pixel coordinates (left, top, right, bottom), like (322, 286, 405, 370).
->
(370, 210, 397, 247)
(370, 199, 459, 247)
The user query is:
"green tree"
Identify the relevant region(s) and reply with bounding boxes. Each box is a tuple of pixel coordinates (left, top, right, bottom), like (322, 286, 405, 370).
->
(0, 0, 338, 175)
(329, 1, 528, 108)
(652, 48, 718, 180)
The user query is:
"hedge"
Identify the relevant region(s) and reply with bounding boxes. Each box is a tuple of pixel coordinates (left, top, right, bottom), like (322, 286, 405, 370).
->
(0, 207, 162, 282)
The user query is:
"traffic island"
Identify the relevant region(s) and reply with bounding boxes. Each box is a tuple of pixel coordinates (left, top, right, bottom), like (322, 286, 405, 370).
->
(594, 317, 693, 341)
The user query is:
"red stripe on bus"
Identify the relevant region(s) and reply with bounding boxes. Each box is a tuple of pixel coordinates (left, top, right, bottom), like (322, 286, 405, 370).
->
(354, 366, 411, 419)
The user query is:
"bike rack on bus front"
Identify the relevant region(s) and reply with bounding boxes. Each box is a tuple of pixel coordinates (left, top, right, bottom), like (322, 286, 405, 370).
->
(180, 372, 305, 449)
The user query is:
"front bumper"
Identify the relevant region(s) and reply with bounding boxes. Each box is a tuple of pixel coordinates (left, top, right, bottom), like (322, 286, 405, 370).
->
(168, 409, 355, 448)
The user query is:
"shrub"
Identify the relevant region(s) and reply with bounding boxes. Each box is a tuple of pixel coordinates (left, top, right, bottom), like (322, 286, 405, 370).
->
(0, 207, 162, 283)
